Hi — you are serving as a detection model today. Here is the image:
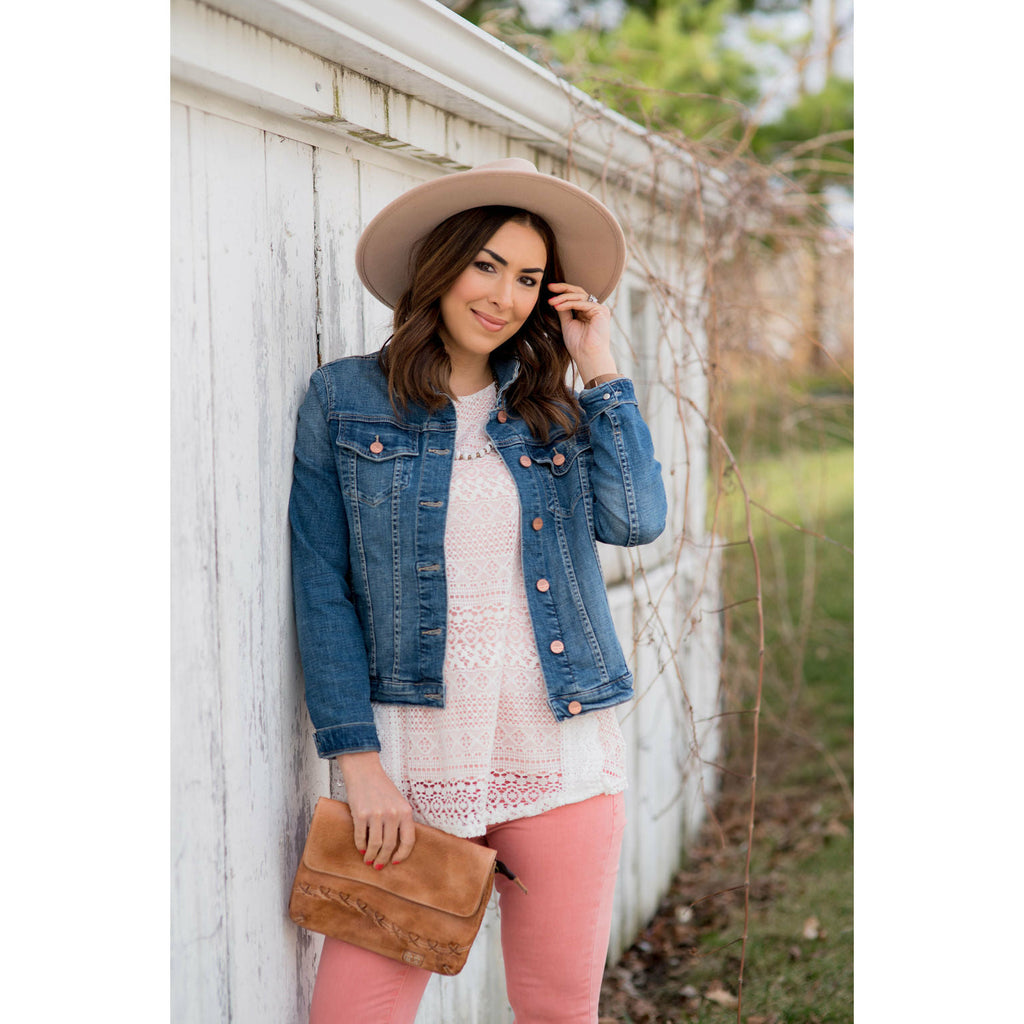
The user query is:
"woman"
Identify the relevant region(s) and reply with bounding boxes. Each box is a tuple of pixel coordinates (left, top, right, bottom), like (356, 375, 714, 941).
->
(289, 158, 667, 1023)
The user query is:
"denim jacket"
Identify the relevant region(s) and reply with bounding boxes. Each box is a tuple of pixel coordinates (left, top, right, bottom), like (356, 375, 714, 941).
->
(288, 350, 667, 758)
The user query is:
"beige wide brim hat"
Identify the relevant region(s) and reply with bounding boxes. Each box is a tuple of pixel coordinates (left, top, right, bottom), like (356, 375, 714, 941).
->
(355, 158, 627, 310)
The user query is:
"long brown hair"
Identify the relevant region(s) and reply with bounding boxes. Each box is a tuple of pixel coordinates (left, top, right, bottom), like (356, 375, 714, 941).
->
(377, 205, 581, 442)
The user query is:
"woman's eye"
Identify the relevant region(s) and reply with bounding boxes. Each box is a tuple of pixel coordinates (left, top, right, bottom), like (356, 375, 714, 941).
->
(519, 276, 538, 288)
(474, 261, 495, 273)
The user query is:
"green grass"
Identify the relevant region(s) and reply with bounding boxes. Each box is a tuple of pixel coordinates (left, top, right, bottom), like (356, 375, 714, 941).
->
(702, 371, 853, 1022)
(713, 369, 853, 742)
(682, 828, 854, 1024)
(719, 372, 853, 461)
(601, 370, 853, 1023)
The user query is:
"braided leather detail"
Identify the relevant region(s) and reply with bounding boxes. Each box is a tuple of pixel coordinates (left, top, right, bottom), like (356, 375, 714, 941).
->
(297, 882, 470, 974)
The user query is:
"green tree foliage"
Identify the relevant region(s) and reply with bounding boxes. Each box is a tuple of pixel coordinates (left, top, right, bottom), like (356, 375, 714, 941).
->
(549, 0, 763, 140)
(751, 74, 853, 191)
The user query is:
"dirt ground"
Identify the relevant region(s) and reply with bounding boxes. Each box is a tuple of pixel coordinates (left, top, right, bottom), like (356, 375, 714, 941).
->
(597, 727, 853, 1024)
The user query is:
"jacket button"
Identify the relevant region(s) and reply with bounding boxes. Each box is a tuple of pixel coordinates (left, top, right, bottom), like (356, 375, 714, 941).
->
(536, 578, 550, 592)
(497, 410, 508, 423)
(370, 440, 384, 454)
(531, 517, 543, 531)
(568, 701, 582, 715)
(519, 455, 532, 468)
(552, 452, 565, 466)
(549, 639, 564, 654)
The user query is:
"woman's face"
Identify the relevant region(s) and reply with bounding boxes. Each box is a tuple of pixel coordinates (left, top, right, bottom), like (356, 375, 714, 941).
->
(437, 219, 548, 366)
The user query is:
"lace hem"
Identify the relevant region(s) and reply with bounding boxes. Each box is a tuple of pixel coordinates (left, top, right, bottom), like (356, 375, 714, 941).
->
(333, 770, 627, 839)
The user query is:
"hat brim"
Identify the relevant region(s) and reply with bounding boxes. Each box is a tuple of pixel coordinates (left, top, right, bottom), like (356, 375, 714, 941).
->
(355, 165, 626, 309)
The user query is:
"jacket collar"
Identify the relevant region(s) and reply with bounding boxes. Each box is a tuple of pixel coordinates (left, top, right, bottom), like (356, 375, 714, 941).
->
(493, 352, 521, 405)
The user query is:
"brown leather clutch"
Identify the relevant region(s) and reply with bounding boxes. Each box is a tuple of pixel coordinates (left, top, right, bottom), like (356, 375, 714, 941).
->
(289, 797, 499, 975)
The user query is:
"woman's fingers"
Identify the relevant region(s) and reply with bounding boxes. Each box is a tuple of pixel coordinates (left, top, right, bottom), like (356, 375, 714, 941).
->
(355, 804, 414, 868)
(336, 751, 416, 868)
(391, 820, 417, 867)
(352, 815, 369, 854)
(547, 282, 601, 317)
(547, 282, 611, 340)
(547, 282, 614, 377)
(358, 814, 382, 864)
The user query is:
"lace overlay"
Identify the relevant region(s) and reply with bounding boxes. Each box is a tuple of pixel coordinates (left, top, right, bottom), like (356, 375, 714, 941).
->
(358, 382, 626, 837)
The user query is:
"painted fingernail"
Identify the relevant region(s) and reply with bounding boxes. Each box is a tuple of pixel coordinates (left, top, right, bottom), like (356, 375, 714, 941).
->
(392, 860, 402, 866)
(374, 864, 385, 871)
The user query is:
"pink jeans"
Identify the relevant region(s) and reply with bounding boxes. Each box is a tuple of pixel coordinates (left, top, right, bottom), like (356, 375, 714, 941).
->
(309, 792, 626, 1024)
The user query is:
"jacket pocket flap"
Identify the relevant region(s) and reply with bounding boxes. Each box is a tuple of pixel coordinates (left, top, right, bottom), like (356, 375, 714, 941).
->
(529, 436, 590, 475)
(335, 420, 419, 461)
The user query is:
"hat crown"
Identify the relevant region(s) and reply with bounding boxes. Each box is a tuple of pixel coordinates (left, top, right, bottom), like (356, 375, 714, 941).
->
(467, 157, 538, 175)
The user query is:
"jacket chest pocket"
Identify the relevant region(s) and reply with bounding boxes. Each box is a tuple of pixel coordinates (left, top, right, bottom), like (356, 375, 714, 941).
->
(335, 420, 419, 507)
(529, 437, 591, 517)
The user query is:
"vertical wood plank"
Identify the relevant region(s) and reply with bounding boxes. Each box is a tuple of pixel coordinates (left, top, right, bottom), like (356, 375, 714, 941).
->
(313, 146, 363, 364)
(357, 162, 422, 353)
(263, 128, 333, 1022)
(609, 584, 643, 959)
(201, 115, 269, 1024)
(205, 110, 271, 1023)
(170, 101, 231, 1022)
(678, 543, 724, 846)
(198, 112, 327, 1023)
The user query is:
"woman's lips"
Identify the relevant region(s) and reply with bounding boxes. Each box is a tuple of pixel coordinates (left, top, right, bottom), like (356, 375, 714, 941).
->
(471, 309, 508, 332)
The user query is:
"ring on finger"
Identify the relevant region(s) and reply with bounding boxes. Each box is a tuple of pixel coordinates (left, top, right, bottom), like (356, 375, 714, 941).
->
(587, 293, 598, 303)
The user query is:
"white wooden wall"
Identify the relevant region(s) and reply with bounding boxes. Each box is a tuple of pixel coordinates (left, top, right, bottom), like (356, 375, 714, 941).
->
(170, 2, 722, 1020)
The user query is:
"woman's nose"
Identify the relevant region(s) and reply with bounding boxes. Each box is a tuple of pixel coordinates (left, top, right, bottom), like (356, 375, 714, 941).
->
(490, 275, 514, 309)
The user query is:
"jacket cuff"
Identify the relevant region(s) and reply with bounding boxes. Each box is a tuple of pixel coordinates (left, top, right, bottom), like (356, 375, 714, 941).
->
(578, 376, 637, 411)
(312, 722, 381, 759)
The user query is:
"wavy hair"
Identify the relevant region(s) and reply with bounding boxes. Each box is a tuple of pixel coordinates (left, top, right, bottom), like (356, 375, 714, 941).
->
(377, 205, 581, 442)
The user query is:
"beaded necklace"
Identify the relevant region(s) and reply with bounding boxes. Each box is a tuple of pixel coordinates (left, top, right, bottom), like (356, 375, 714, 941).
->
(455, 440, 496, 460)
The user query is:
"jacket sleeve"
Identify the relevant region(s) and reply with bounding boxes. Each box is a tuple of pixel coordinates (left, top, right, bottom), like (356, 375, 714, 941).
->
(579, 377, 667, 547)
(288, 369, 380, 758)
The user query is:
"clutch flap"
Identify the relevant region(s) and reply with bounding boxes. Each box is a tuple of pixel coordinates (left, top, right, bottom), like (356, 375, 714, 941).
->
(301, 797, 497, 919)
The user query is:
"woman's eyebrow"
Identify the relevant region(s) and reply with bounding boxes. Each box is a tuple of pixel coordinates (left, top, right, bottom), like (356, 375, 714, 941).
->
(481, 248, 545, 274)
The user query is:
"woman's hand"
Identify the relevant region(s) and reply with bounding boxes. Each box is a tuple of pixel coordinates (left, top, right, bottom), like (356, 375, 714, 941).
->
(336, 751, 416, 869)
(547, 282, 618, 385)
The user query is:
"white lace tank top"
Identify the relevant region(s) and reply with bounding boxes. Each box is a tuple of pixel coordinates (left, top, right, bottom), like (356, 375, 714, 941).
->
(362, 382, 627, 838)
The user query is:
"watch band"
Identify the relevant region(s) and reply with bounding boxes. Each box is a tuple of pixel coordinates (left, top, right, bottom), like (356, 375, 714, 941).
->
(584, 372, 624, 390)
